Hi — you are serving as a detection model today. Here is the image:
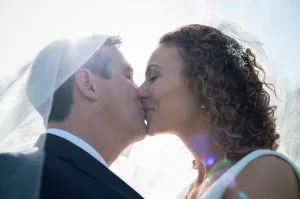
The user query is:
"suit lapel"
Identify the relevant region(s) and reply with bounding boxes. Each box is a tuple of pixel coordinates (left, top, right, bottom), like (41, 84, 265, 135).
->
(35, 134, 143, 199)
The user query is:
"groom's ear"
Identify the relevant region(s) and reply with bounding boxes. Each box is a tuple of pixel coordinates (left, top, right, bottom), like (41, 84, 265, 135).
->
(74, 68, 98, 101)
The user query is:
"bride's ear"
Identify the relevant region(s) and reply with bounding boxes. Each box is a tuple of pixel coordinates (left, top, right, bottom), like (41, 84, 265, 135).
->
(74, 68, 98, 101)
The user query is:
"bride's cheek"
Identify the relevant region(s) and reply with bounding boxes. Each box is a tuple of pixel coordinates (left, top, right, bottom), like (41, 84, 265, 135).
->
(149, 85, 159, 102)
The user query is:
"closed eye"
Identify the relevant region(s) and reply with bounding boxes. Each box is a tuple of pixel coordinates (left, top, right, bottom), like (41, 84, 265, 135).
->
(125, 75, 134, 82)
(123, 65, 134, 81)
(148, 76, 157, 81)
(148, 71, 158, 81)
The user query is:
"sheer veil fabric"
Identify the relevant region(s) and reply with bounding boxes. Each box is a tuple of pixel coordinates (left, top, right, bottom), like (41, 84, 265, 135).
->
(0, 35, 108, 198)
(110, 20, 300, 198)
(0, 19, 299, 199)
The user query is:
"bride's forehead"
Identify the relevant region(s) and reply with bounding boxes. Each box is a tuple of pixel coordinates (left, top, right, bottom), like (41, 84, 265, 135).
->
(150, 44, 180, 61)
(148, 45, 182, 69)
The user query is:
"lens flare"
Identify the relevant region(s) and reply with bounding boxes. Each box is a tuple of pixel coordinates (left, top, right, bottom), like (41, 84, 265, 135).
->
(238, 191, 248, 199)
(187, 134, 210, 157)
(203, 154, 215, 166)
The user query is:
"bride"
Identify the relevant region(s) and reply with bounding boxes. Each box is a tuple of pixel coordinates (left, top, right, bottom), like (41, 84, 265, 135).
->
(138, 23, 300, 198)
(0, 19, 299, 199)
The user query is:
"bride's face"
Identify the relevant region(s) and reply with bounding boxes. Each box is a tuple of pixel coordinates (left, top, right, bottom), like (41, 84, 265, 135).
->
(139, 44, 200, 135)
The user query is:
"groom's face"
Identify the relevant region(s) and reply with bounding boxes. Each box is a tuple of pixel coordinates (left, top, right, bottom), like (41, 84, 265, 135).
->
(95, 45, 147, 141)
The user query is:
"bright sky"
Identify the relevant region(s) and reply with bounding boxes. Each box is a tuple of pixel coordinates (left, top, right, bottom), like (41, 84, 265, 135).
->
(0, 1, 300, 198)
(1, 0, 299, 86)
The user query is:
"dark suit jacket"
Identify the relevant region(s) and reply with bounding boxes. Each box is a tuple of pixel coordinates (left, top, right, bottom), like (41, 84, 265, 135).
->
(0, 134, 144, 199)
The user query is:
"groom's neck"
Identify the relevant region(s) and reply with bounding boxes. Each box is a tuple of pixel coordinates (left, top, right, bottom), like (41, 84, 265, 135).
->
(47, 117, 131, 166)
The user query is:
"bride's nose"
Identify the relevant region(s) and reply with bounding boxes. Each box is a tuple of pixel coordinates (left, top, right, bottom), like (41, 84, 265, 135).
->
(138, 82, 149, 102)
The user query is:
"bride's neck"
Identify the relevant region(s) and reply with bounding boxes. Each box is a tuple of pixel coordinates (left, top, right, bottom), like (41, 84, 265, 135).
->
(180, 131, 227, 164)
(177, 120, 231, 178)
(180, 130, 231, 186)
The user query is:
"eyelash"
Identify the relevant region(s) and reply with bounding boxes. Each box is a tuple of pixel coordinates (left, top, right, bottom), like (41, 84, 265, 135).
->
(148, 71, 158, 81)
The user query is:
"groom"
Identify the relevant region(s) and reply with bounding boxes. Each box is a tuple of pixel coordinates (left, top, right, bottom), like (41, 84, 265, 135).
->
(0, 35, 147, 199)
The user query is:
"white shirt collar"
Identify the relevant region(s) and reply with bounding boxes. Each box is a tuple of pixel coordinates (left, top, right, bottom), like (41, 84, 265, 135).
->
(46, 128, 107, 167)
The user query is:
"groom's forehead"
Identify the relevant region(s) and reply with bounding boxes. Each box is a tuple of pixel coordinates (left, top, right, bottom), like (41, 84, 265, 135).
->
(102, 45, 126, 61)
(101, 45, 131, 70)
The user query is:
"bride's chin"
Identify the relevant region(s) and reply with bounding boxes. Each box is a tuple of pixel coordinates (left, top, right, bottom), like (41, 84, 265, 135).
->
(146, 126, 172, 136)
(146, 120, 174, 136)
(146, 125, 159, 136)
(146, 129, 157, 136)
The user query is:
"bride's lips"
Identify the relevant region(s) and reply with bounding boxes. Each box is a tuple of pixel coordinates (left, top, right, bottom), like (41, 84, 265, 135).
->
(139, 108, 146, 118)
(137, 102, 146, 118)
(142, 108, 154, 112)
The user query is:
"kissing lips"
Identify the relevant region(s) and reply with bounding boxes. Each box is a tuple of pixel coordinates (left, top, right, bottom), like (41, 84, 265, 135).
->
(143, 108, 154, 121)
(142, 108, 154, 113)
(139, 108, 146, 118)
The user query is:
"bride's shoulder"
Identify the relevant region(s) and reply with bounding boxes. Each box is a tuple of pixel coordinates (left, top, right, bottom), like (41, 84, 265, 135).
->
(223, 151, 300, 199)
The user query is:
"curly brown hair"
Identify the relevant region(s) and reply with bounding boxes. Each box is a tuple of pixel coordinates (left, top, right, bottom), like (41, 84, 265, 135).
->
(159, 24, 279, 161)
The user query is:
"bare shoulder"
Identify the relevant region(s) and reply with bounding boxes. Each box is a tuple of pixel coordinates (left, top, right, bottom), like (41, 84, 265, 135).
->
(223, 155, 300, 199)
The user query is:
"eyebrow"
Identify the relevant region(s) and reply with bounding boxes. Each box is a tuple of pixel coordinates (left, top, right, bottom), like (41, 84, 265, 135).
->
(146, 64, 163, 74)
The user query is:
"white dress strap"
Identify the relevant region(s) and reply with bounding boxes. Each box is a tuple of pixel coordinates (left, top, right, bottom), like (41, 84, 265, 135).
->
(200, 149, 300, 199)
